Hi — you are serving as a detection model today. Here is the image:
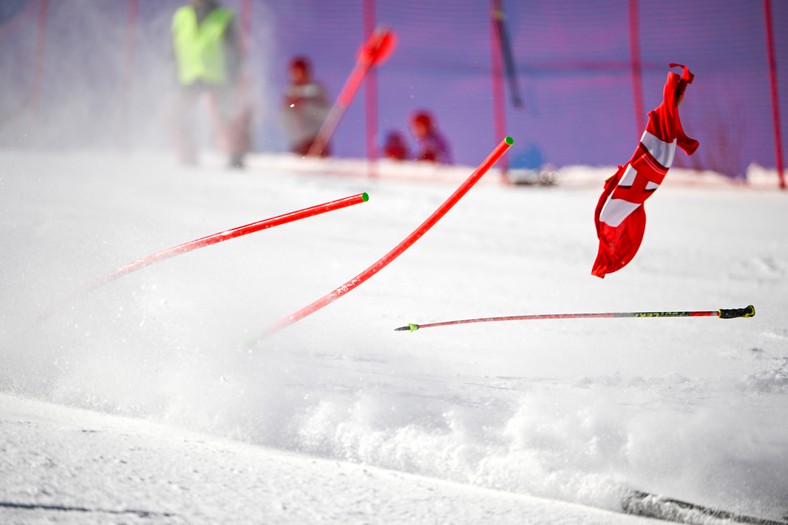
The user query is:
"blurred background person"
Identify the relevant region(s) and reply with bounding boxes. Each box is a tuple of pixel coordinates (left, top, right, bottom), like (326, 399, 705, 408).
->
(281, 56, 331, 157)
(170, 0, 250, 168)
(381, 130, 409, 161)
(409, 110, 452, 164)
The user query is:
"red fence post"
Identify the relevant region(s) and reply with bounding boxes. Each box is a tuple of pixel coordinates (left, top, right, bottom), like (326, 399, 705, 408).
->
(628, 0, 644, 135)
(364, 0, 378, 179)
(764, 0, 785, 189)
(265, 137, 514, 337)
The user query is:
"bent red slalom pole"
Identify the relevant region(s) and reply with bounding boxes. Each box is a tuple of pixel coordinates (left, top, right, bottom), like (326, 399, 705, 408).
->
(395, 305, 755, 332)
(307, 26, 397, 157)
(38, 193, 369, 320)
(96, 192, 369, 286)
(264, 136, 515, 338)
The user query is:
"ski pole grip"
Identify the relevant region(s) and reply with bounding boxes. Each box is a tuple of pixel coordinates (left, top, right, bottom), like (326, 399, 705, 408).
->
(719, 305, 755, 319)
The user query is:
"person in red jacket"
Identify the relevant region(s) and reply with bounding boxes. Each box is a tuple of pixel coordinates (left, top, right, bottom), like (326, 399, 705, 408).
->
(409, 110, 452, 164)
(592, 64, 699, 278)
(381, 130, 409, 160)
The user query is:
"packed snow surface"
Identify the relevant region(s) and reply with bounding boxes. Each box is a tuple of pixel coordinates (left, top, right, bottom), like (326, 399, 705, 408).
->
(1, 150, 787, 523)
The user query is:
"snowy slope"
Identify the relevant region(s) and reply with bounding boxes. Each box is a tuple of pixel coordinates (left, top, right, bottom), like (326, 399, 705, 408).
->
(1, 150, 787, 523)
(0, 392, 658, 524)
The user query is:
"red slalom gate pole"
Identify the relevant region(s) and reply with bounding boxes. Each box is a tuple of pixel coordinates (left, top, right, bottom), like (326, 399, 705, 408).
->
(395, 305, 755, 332)
(98, 192, 369, 285)
(307, 26, 396, 157)
(38, 193, 369, 320)
(263, 136, 514, 338)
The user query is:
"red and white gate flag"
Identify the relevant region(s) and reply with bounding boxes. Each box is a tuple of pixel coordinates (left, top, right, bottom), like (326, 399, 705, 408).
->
(592, 64, 699, 278)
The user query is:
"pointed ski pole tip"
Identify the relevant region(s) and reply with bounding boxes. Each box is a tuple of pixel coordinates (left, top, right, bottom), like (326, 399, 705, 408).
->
(394, 323, 420, 332)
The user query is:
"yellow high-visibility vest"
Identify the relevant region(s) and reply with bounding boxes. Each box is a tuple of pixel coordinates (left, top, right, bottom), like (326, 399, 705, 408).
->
(172, 6, 235, 85)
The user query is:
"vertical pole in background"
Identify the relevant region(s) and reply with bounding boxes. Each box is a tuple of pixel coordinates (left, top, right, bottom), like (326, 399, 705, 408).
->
(364, 0, 378, 179)
(121, 0, 138, 150)
(628, 0, 645, 135)
(31, 0, 48, 113)
(240, 0, 252, 55)
(490, 0, 509, 178)
(764, 0, 785, 189)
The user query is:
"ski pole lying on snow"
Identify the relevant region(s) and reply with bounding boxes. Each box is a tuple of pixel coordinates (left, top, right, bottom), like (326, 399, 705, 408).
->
(38, 192, 369, 320)
(307, 26, 397, 157)
(259, 136, 515, 339)
(395, 305, 755, 332)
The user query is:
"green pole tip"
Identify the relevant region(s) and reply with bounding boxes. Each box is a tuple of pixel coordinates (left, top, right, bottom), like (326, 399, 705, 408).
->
(504, 136, 514, 145)
(362, 192, 369, 202)
(394, 323, 420, 332)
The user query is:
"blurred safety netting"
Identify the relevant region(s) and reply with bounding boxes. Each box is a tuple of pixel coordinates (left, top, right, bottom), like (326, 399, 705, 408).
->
(0, 0, 785, 182)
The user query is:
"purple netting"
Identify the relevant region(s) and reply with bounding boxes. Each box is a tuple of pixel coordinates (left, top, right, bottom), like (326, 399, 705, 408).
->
(0, 0, 784, 180)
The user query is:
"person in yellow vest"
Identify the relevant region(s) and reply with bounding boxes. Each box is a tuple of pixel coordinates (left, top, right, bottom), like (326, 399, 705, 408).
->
(170, 0, 250, 168)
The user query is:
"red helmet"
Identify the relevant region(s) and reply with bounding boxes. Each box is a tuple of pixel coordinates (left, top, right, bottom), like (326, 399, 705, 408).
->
(289, 56, 311, 74)
(410, 110, 434, 130)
